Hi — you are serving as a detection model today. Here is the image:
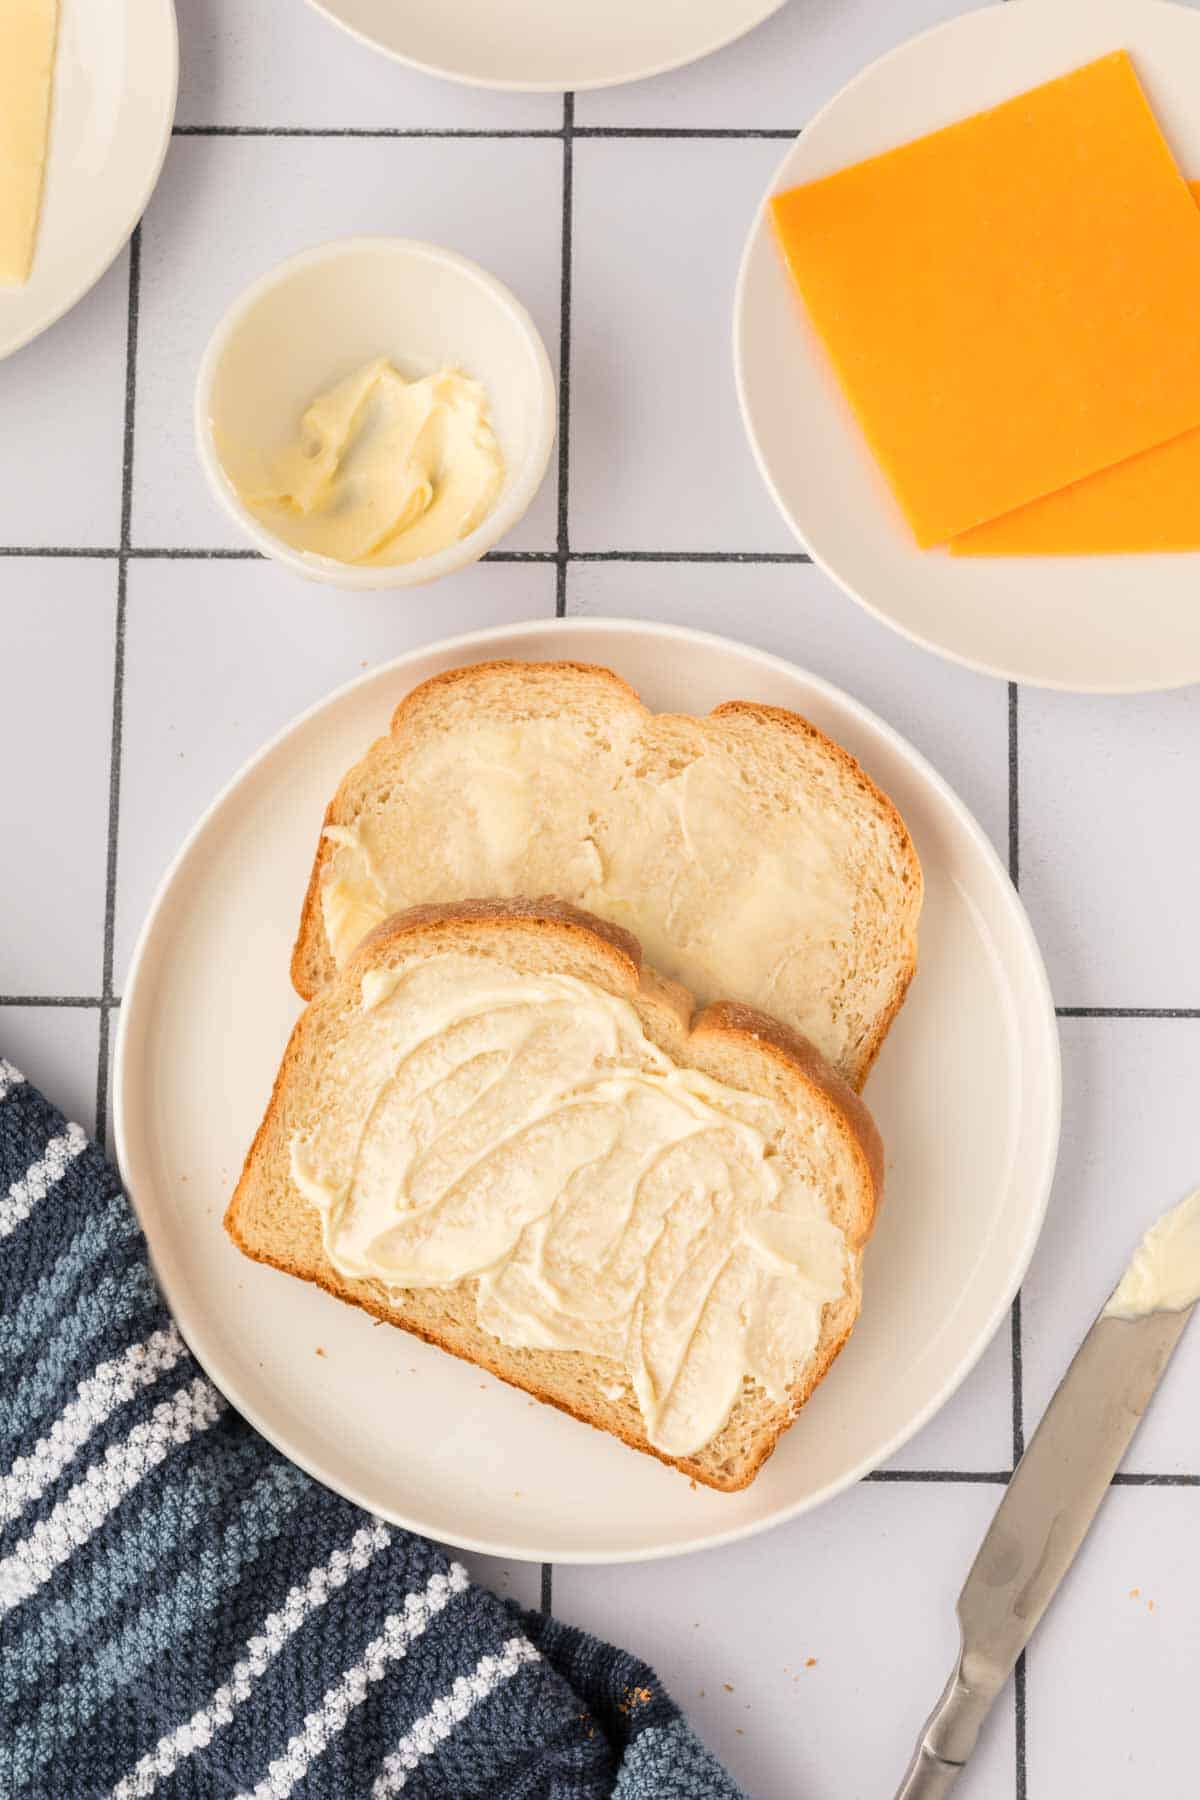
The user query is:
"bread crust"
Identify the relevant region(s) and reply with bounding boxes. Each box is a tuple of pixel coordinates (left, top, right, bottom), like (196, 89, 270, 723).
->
(287, 659, 922, 1093)
(233, 898, 884, 1492)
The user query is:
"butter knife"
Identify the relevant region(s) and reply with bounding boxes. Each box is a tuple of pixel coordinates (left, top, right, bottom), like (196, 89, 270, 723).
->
(894, 1207, 1198, 1799)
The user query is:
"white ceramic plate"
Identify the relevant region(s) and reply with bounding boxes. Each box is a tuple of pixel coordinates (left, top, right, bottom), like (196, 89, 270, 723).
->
(114, 619, 1060, 1563)
(0, 0, 178, 362)
(307, 0, 784, 93)
(735, 0, 1200, 692)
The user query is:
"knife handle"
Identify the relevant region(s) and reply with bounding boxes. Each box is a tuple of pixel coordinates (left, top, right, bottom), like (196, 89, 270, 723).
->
(894, 1653, 994, 1800)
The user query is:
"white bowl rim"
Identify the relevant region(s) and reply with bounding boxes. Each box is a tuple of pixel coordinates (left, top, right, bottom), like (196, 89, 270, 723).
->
(193, 235, 558, 590)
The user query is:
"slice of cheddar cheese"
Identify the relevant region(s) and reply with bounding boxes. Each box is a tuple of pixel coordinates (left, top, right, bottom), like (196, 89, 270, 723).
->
(952, 181, 1200, 556)
(0, 0, 58, 287)
(770, 52, 1200, 548)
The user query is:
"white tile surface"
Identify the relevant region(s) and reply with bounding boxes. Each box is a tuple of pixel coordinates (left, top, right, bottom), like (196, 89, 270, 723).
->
(569, 139, 801, 552)
(568, 560, 1010, 858)
(576, 0, 981, 128)
(0, 560, 114, 996)
(1021, 1017, 1200, 1475)
(0, 251, 128, 547)
(177, 0, 562, 131)
(133, 134, 563, 550)
(1018, 687, 1200, 1008)
(0, 1006, 100, 1138)
(555, 1481, 1017, 1800)
(112, 556, 555, 989)
(1026, 1488, 1200, 1798)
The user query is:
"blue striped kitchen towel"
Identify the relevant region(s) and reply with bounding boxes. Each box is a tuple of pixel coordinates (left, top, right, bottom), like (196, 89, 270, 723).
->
(0, 1061, 746, 1799)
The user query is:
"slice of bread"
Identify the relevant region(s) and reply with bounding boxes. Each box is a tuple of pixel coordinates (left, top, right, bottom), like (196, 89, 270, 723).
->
(229, 899, 884, 1492)
(290, 660, 922, 1091)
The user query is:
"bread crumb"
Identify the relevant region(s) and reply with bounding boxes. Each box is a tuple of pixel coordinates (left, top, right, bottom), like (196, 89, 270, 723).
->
(314, 1346, 326, 1358)
(806, 1658, 817, 1668)
(723, 1683, 734, 1693)
(736, 1728, 745, 1736)
(1148, 1600, 1155, 1611)
(616, 1686, 653, 1716)
(1130, 1588, 1140, 1598)
(698, 1689, 706, 1698)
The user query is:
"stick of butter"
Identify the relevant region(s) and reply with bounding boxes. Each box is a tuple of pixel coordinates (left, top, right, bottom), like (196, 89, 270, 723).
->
(0, 0, 59, 287)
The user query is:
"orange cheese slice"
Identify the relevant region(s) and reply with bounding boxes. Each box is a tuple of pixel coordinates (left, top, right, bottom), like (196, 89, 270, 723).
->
(952, 181, 1200, 555)
(770, 52, 1200, 547)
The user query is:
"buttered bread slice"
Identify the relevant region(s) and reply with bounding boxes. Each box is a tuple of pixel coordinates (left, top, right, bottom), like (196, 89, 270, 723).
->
(291, 660, 922, 1090)
(230, 900, 883, 1491)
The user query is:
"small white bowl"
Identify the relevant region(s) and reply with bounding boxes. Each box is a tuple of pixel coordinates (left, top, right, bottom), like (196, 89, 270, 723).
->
(195, 237, 557, 589)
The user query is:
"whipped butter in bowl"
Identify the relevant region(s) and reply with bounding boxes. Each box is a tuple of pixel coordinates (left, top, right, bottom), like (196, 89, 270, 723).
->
(195, 238, 556, 589)
(236, 358, 504, 567)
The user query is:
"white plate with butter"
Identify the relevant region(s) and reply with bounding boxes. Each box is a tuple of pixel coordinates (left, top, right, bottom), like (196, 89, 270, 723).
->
(735, 0, 1200, 691)
(0, 0, 177, 361)
(308, 0, 784, 92)
(114, 618, 1060, 1563)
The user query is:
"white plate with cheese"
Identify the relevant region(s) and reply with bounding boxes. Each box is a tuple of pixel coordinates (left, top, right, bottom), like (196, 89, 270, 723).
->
(735, 0, 1200, 691)
(114, 618, 1060, 1563)
(0, 0, 177, 361)
(307, 0, 785, 93)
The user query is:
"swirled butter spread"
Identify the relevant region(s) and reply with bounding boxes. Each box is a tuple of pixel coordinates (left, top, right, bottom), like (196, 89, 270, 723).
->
(319, 721, 871, 1071)
(1103, 1188, 1200, 1321)
(234, 357, 503, 565)
(289, 955, 848, 1457)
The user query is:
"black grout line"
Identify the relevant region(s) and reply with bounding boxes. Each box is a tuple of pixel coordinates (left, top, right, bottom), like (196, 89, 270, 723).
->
(1010, 1294, 1025, 1466)
(1007, 683, 1019, 890)
(570, 548, 812, 563)
(127, 546, 263, 561)
(1007, 677, 1026, 1800)
(573, 126, 798, 139)
(0, 545, 118, 557)
(868, 1467, 1200, 1486)
(1, 545, 815, 566)
(1056, 1007, 1200, 1019)
(0, 996, 106, 1008)
(866, 1469, 1011, 1484)
(169, 124, 798, 142)
(172, 124, 565, 140)
(1111, 1472, 1200, 1486)
(540, 1563, 553, 1614)
(94, 226, 141, 1154)
(555, 93, 575, 619)
(1015, 1655, 1027, 1800)
(482, 549, 558, 563)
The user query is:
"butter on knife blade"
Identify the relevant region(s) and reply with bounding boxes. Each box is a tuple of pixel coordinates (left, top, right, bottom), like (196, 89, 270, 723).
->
(1105, 1187, 1200, 1321)
(895, 1187, 1199, 1799)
